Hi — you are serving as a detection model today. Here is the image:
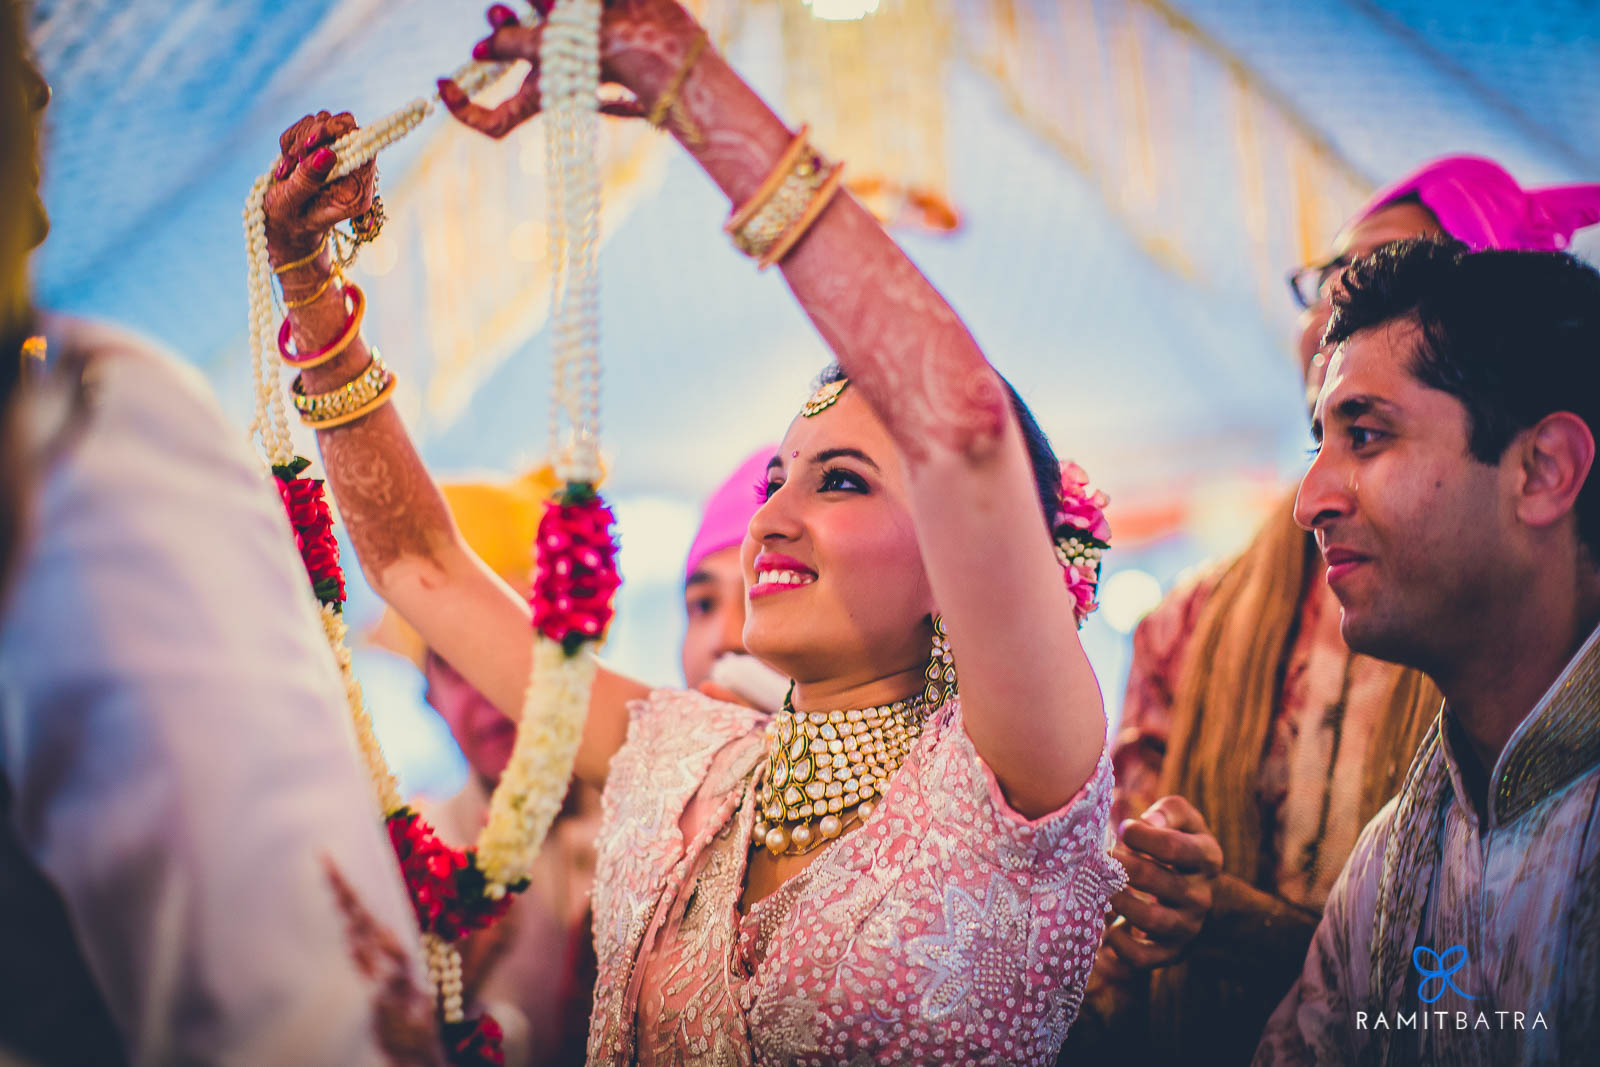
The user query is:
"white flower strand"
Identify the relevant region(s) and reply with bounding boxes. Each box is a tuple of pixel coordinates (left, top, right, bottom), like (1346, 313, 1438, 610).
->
(478, 0, 608, 896)
(241, 2, 610, 1024)
(481, 642, 597, 890)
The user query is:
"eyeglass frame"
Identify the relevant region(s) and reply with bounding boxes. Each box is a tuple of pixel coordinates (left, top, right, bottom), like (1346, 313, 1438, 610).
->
(1286, 255, 1353, 311)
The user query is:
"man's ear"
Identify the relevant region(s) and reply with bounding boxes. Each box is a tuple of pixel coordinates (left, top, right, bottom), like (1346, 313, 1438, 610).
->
(1514, 411, 1595, 534)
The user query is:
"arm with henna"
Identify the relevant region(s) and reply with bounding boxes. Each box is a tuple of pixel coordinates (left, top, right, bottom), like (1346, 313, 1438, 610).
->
(264, 112, 639, 785)
(447, 1, 1103, 813)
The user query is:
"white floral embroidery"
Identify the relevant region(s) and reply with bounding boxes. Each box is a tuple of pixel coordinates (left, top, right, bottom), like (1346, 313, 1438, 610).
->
(589, 690, 1124, 1066)
(908, 877, 1032, 1021)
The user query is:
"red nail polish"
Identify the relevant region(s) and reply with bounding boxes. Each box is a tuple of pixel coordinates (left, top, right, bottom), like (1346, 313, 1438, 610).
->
(311, 147, 336, 171)
(487, 4, 516, 28)
(275, 158, 292, 180)
(533, 0, 554, 16)
(303, 133, 322, 151)
(472, 39, 491, 61)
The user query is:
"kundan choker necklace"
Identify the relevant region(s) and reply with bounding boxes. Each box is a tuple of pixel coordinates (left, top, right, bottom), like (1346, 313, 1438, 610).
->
(752, 688, 932, 856)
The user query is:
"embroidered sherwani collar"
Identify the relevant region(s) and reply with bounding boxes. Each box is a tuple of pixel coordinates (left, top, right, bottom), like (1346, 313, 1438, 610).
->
(1467, 620, 1600, 828)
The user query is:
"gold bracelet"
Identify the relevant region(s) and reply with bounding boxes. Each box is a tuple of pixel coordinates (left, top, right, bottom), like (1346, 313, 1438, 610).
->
(282, 267, 342, 310)
(729, 145, 834, 261)
(725, 125, 812, 236)
(647, 30, 708, 130)
(293, 351, 394, 426)
(272, 233, 329, 275)
(303, 374, 397, 429)
(758, 163, 845, 271)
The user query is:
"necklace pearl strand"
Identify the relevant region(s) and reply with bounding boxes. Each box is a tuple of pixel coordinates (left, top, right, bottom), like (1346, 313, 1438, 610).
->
(239, 0, 606, 1028)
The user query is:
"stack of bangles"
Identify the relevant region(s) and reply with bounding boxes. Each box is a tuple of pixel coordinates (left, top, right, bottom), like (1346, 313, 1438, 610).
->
(725, 124, 845, 270)
(276, 277, 397, 428)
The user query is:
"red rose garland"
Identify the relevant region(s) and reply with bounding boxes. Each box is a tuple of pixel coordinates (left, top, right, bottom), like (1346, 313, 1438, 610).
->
(386, 809, 517, 941)
(530, 483, 620, 652)
(272, 458, 509, 1064)
(274, 458, 345, 605)
(443, 1015, 506, 1067)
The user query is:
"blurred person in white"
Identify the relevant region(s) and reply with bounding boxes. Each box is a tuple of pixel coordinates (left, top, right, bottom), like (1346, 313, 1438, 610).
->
(0, 4, 438, 1062)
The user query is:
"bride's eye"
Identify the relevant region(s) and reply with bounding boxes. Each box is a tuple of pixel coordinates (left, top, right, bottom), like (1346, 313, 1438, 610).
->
(819, 467, 867, 494)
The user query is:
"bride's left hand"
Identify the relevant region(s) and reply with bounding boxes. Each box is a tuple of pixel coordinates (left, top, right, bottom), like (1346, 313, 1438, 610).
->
(263, 110, 377, 265)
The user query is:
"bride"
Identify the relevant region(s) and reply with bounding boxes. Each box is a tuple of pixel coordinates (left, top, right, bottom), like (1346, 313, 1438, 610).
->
(263, 2, 1123, 1062)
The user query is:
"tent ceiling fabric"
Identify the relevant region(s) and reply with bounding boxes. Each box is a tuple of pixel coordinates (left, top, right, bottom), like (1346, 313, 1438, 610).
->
(27, 0, 1600, 509)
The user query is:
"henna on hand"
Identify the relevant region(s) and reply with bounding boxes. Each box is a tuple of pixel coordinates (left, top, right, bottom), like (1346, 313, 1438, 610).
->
(316, 410, 452, 577)
(264, 111, 376, 265)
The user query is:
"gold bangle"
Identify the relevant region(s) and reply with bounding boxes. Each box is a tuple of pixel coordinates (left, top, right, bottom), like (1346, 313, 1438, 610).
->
(293, 350, 389, 419)
(758, 163, 845, 271)
(279, 283, 366, 370)
(296, 362, 397, 429)
(647, 30, 708, 129)
(725, 125, 812, 236)
(282, 267, 342, 310)
(272, 233, 329, 275)
(729, 147, 832, 260)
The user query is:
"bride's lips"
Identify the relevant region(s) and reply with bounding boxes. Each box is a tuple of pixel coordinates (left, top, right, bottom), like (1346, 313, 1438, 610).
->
(750, 552, 818, 599)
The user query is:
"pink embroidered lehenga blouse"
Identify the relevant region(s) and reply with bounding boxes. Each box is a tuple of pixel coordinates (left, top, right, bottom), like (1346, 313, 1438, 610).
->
(587, 689, 1124, 1066)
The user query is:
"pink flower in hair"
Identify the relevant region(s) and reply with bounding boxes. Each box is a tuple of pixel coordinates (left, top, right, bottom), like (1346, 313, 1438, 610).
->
(1053, 461, 1111, 626)
(1056, 461, 1112, 545)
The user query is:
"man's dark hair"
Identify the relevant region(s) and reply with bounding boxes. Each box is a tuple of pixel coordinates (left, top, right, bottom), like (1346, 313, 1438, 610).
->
(1325, 237, 1600, 558)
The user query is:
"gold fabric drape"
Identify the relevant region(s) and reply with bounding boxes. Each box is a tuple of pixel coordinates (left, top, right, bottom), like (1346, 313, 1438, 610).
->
(963, 0, 1374, 304)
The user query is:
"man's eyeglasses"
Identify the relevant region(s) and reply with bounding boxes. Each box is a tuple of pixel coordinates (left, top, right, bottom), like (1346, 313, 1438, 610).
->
(1286, 257, 1347, 310)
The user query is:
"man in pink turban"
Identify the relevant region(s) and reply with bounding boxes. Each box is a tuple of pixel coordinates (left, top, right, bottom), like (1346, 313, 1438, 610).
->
(681, 446, 788, 710)
(1359, 155, 1600, 253)
(1292, 156, 1600, 400)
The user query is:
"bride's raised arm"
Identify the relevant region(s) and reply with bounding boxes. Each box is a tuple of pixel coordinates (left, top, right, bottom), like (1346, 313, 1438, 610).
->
(262, 110, 642, 787)
(447, 0, 1105, 814)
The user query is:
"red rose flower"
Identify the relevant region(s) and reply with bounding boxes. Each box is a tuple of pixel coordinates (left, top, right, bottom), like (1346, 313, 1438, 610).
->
(274, 461, 346, 608)
(530, 492, 620, 650)
(384, 810, 514, 940)
(443, 1013, 505, 1067)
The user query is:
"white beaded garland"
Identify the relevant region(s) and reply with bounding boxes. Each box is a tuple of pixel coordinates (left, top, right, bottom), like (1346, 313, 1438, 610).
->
(236, 1, 611, 1031)
(425, 932, 466, 1024)
(540, 0, 604, 484)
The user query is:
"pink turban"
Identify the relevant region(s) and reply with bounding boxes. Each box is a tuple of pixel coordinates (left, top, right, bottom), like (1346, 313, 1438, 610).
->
(1356, 155, 1600, 252)
(684, 446, 776, 585)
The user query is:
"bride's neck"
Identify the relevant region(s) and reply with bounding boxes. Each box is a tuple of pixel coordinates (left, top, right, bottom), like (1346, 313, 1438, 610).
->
(789, 663, 927, 712)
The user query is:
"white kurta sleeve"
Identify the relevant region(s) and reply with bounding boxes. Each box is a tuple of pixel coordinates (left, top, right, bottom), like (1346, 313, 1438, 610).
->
(0, 323, 434, 1066)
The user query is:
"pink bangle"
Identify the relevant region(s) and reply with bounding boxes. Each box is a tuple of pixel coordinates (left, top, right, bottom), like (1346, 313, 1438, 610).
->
(279, 282, 365, 369)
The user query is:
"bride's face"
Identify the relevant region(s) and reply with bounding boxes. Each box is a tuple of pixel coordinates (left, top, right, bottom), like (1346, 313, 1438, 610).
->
(740, 389, 935, 687)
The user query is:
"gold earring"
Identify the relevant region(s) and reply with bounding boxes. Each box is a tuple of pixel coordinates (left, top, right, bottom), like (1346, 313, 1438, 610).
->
(925, 614, 957, 709)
